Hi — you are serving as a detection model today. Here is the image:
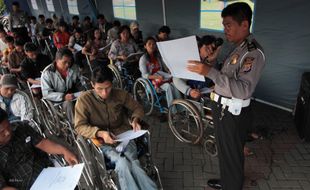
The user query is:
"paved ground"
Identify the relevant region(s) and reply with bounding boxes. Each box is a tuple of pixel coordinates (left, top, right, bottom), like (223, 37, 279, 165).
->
(147, 101, 310, 190)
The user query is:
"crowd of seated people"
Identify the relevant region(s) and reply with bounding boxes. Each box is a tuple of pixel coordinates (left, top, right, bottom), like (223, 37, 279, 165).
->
(0, 3, 262, 188)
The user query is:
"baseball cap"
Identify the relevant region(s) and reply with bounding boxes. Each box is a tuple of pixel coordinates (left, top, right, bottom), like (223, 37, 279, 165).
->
(0, 74, 18, 88)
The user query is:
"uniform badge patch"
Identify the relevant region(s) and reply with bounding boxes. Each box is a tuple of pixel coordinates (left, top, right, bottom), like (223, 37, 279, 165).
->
(242, 57, 255, 72)
(230, 54, 239, 65)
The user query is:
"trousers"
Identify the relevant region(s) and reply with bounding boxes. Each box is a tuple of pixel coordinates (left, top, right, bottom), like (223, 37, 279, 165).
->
(211, 101, 253, 190)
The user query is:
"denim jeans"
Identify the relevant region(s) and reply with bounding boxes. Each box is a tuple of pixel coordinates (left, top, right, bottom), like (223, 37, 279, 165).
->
(160, 83, 181, 113)
(100, 140, 157, 190)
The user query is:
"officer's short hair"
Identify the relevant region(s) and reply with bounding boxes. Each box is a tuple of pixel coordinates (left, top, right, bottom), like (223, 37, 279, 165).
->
(24, 42, 38, 52)
(158, 25, 171, 35)
(55, 48, 73, 61)
(91, 66, 113, 84)
(0, 108, 8, 124)
(221, 2, 252, 28)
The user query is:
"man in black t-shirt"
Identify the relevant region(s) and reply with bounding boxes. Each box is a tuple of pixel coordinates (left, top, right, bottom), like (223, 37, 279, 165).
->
(21, 42, 51, 95)
(0, 108, 78, 190)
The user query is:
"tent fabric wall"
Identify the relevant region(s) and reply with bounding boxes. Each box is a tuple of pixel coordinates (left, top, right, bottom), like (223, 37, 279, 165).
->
(10, 0, 310, 109)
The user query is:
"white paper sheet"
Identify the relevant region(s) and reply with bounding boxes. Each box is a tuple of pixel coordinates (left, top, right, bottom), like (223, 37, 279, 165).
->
(73, 44, 82, 51)
(115, 130, 148, 142)
(157, 36, 205, 81)
(73, 91, 82, 99)
(30, 163, 84, 190)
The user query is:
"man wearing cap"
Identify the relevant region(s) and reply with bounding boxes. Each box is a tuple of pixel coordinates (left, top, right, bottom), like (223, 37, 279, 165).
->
(0, 108, 78, 190)
(187, 2, 266, 190)
(0, 74, 33, 122)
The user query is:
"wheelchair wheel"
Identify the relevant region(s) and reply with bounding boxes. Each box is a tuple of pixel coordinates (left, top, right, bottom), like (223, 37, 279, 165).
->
(75, 135, 100, 189)
(41, 99, 61, 136)
(108, 64, 123, 89)
(168, 99, 204, 144)
(133, 78, 154, 115)
(203, 136, 218, 157)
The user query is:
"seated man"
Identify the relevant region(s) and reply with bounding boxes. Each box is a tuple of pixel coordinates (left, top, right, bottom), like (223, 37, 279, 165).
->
(74, 66, 157, 190)
(154, 25, 171, 42)
(41, 48, 83, 123)
(21, 42, 51, 95)
(8, 39, 26, 74)
(0, 74, 33, 122)
(0, 108, 78, 190)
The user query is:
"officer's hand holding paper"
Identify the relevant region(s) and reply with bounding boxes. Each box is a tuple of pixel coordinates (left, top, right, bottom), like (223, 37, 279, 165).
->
(156, 36, 205, 81)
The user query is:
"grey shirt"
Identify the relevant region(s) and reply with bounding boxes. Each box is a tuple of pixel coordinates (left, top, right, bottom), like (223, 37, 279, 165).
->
(207, 34, 266, 99)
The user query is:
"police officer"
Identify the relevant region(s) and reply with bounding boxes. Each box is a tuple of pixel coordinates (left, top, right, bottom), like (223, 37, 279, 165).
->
(187, 2, 266, 190)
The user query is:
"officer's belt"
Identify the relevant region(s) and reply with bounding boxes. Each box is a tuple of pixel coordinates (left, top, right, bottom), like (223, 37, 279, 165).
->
(210, 92, 250, 108)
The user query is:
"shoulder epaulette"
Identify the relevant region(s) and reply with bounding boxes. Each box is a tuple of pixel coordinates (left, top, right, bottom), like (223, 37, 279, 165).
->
(246, 40, 257, 52)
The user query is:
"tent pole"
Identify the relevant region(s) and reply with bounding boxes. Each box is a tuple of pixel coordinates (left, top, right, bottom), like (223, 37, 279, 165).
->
(162, 0, 166, 25)
(253, 98, 293, 113)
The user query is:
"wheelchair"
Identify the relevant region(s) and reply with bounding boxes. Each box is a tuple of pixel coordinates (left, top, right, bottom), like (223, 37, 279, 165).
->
(77, 130, 163, 190)
(168, 95, 218, 157)
(113, 54, 143, 93)
(133, 77, 168, 116)
(38, 98, 102, 189)
(84, 55, 123, 89)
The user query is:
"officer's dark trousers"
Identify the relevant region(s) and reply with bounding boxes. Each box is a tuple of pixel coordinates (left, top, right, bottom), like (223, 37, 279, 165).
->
(211, 102, 253, 190)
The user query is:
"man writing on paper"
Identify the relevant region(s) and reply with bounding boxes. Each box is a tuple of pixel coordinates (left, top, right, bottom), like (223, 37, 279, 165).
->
(187, 2, 265, 190)
(74, 66, 157, 190)
(41, 48, 83, 123)
(0, 108, 78, 190)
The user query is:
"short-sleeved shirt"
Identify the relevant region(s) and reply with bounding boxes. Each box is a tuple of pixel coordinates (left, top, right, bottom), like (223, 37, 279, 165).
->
(0, 122, 51, 189)
(21, 53, 51, 80)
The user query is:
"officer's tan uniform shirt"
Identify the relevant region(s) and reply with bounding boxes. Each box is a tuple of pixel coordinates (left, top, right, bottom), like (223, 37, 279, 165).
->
(74, 89, 144, 139)
(208, 34, 266, 99)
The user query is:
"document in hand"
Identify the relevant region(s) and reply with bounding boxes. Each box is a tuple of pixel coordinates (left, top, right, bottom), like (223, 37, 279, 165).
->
(157, 36, 205, 81)
(115, 130, 148, 142)
(30, 163, 84, 190)
(73, 44, 83, 51)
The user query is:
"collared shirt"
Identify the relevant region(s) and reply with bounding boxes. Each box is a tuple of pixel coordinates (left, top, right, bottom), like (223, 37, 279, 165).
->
(0, 122, 50, 189)
(208, 34, 266, 99)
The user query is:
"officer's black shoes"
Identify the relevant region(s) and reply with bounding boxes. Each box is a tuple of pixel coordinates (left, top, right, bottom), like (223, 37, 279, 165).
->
(207, 179, 222, 189)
